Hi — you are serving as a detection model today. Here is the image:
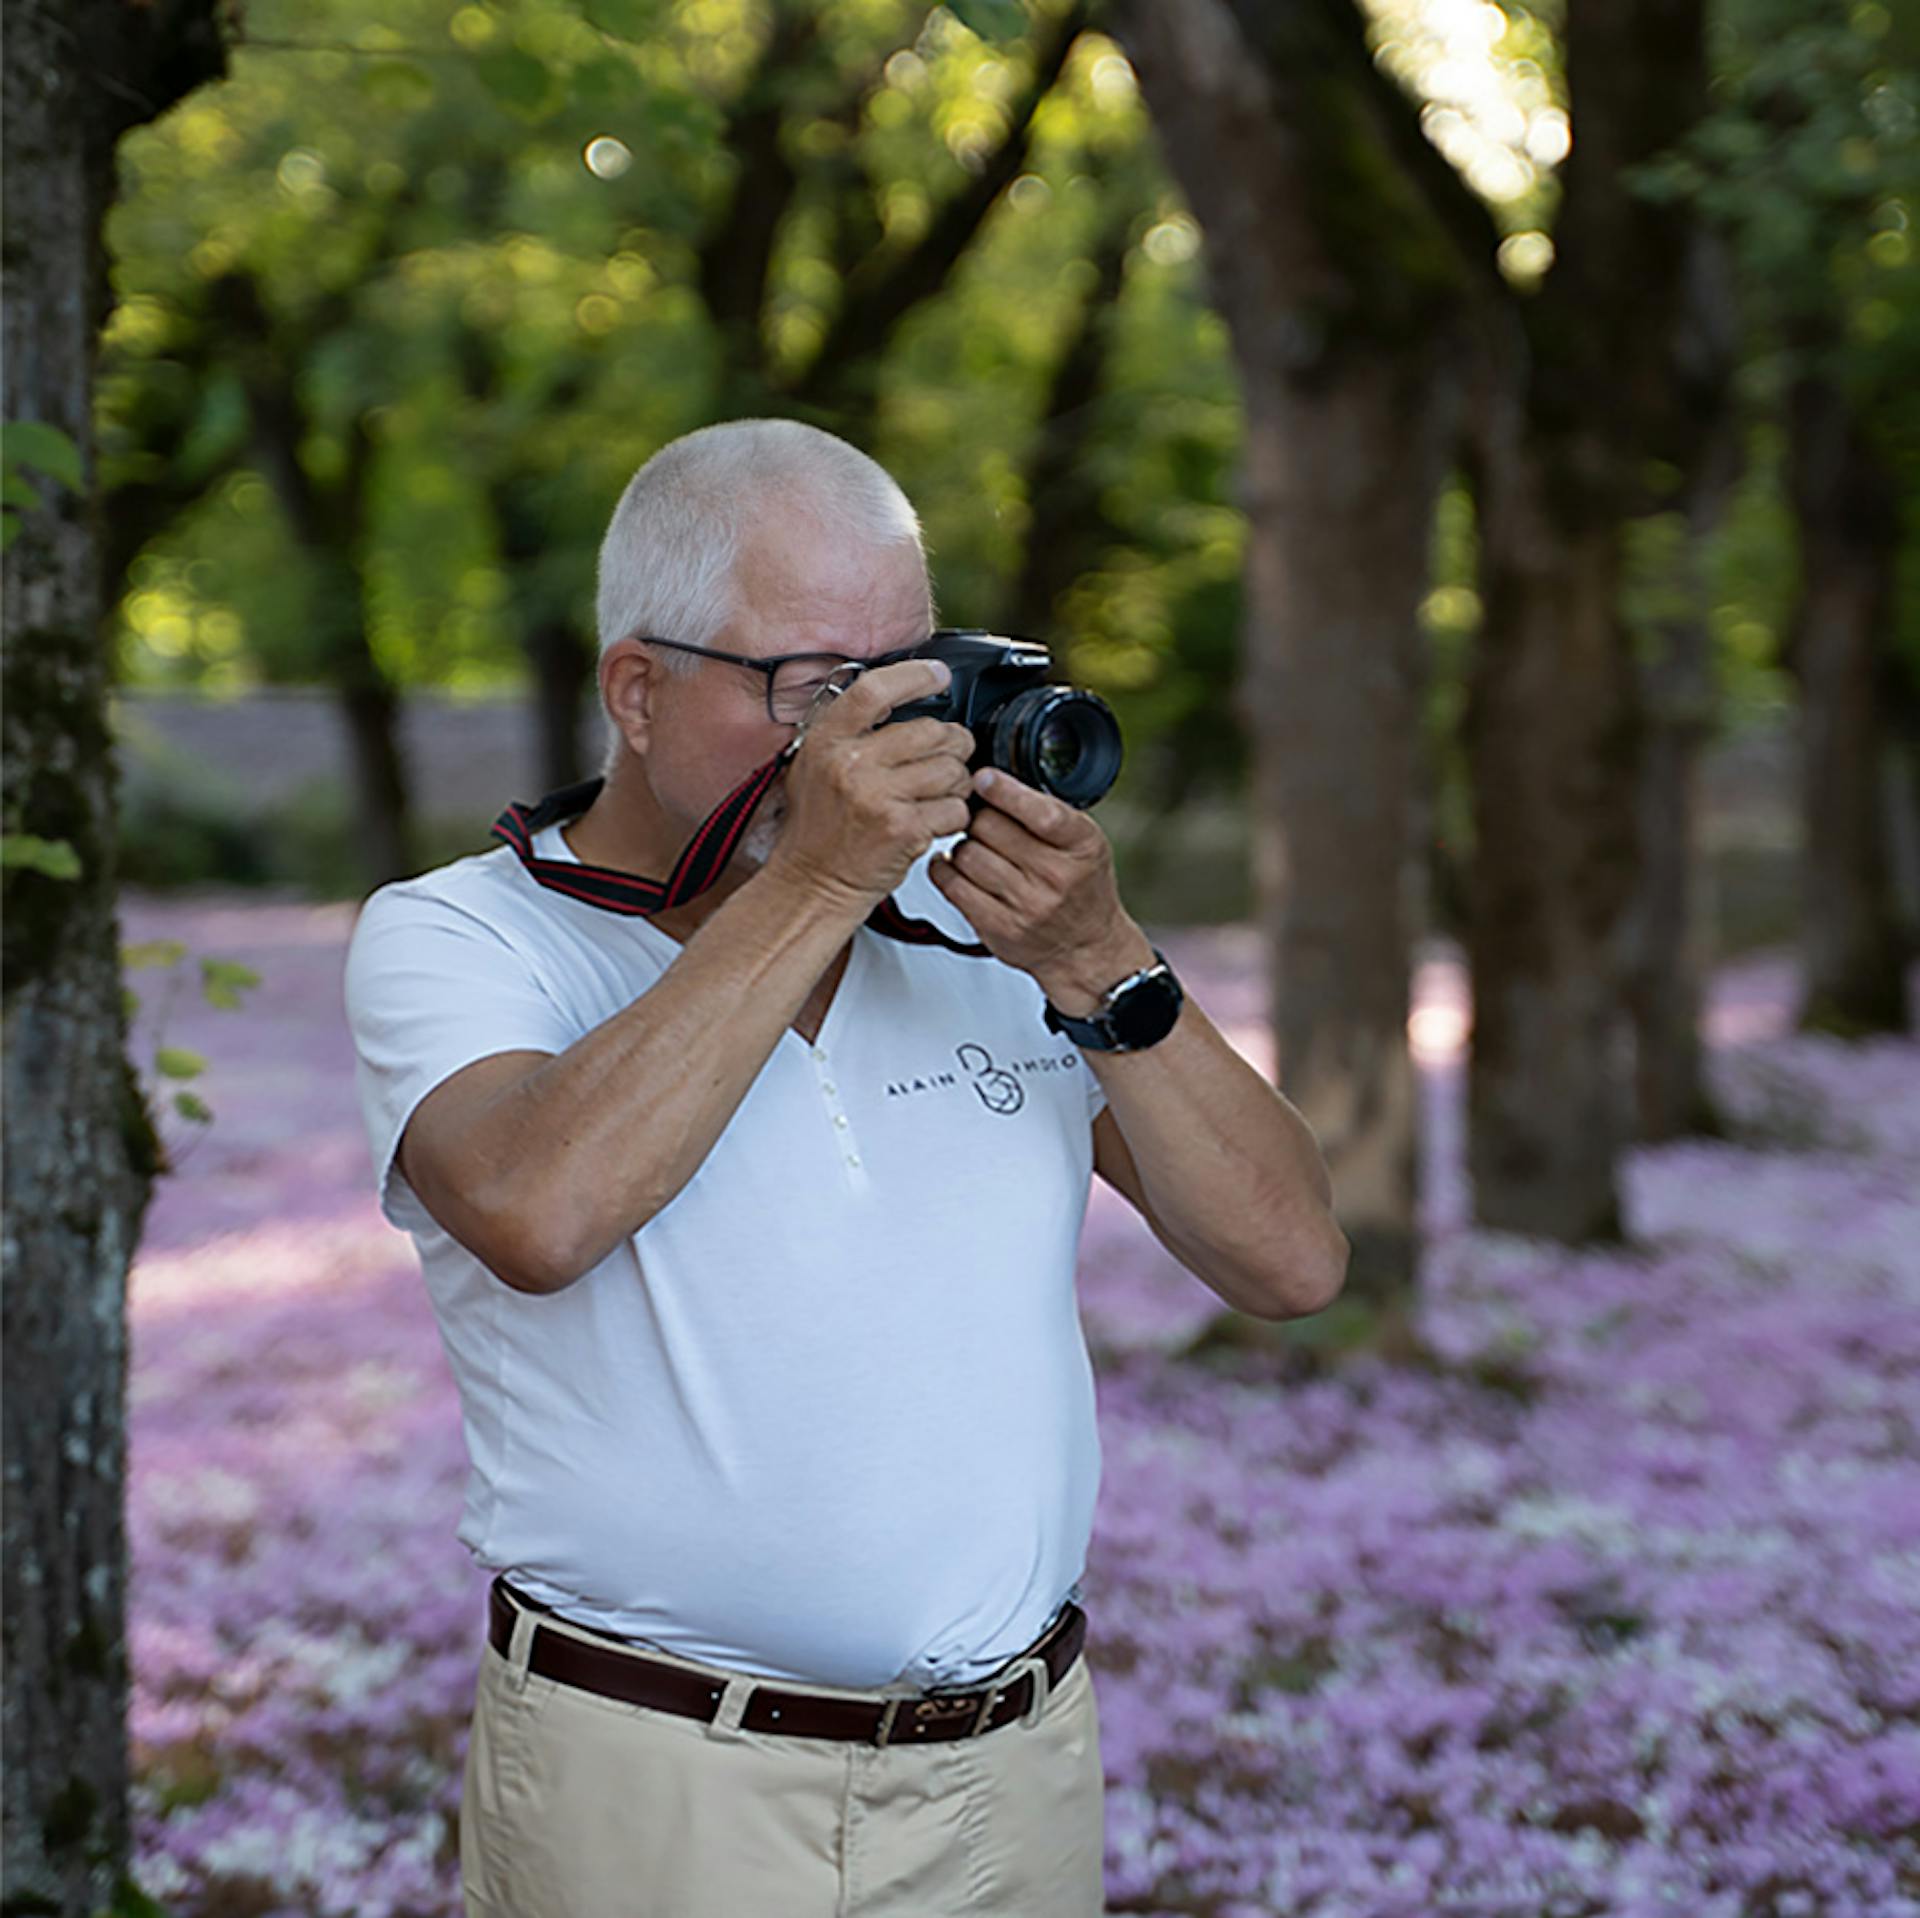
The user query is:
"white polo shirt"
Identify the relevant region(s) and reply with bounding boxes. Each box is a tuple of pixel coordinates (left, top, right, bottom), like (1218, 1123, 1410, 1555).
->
(342, 825, 1107, 1690)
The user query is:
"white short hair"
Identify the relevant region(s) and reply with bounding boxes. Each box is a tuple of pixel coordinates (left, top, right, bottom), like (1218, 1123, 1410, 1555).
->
(595, 418, 925, 664)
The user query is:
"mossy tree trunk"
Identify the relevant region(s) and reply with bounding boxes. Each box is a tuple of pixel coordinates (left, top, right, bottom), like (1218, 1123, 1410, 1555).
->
(1119, 0, 1477, 1298)
(1, 7, 225, 1911)
(1458, 0, 1718, 1239)
(1783, 370, 1912, 1035)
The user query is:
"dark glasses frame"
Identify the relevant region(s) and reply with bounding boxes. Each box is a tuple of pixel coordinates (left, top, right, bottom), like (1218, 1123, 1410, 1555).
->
(625, 633, 931, 724)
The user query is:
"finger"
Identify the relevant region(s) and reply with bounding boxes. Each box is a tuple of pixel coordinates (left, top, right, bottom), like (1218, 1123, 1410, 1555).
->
(824, 658, 952, 732)
(971, 768, 1081, 848)
(896, 755, 976, 801)
(869, 717, 974, 765)
(945, 834, 1037, 909)
(961, 802, 1049, 860)
(929, 851, 1016, 934)
(919, 795, 974, 839)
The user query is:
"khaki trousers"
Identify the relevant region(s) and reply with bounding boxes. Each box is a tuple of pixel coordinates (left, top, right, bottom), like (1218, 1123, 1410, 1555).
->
(461, 1604, 1106, 1917)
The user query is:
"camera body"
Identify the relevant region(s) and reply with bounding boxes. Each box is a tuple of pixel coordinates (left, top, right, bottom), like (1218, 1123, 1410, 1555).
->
(885, 630, 1123, 810)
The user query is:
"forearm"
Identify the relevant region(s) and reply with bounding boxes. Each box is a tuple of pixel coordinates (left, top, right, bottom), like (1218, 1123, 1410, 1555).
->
(1088, 998, 1346, 1317)
(483, 866, 864, 1288)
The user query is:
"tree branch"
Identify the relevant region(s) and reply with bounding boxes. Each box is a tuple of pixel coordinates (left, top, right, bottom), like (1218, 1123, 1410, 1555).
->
(787, 0, 1092, 415)
(694, 4, 825, 373)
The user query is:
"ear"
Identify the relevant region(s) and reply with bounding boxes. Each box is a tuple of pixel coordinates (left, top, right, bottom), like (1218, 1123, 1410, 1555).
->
(600, 638, 657, 759)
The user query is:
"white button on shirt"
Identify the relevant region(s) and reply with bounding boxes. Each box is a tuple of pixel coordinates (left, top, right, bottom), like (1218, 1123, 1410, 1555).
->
(343, 830, 1106, 1690)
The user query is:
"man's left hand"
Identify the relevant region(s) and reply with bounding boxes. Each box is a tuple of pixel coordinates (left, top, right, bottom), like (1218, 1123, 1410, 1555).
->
(928, 768, 1156, 1017)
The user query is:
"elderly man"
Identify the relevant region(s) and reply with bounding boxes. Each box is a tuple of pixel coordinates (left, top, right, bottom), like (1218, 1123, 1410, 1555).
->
(343, 418, 1346, 1917)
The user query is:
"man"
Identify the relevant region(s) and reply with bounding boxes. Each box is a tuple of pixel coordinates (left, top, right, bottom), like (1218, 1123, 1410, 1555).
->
(343, 418, 1347, 1917)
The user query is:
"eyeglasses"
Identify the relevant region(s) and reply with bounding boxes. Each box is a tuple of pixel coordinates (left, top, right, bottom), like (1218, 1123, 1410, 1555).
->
(629, 634, 927, 725)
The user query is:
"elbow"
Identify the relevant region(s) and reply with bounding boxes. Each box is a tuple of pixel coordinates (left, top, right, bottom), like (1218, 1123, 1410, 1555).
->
(1248, 1219, 1350, 1322)
(490, 1253, 575, 1297)
(480, 1203, 592, 1297)
(485, 1190, 659, 1297)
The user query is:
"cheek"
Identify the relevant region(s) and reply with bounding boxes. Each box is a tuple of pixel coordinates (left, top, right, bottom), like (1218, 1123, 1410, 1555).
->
(650, 694, 783, 805)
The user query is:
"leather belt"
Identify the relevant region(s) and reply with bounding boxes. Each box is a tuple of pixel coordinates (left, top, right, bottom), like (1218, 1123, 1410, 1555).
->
(487, 1577, 1086, 1745)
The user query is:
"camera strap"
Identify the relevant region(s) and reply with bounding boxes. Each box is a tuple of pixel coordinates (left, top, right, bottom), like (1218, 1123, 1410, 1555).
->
(489, 750, 992, 958)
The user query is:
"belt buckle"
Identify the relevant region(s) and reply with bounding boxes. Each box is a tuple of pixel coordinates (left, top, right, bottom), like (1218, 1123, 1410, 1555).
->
(874, 1682, 1001, 1747)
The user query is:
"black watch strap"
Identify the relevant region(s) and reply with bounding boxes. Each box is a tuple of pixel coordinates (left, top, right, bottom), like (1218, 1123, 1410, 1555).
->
(1043, 948, 1184, 1053)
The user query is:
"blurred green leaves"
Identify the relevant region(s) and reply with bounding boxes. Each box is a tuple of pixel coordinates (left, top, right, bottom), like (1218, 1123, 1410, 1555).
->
(2, 419, 84, 547)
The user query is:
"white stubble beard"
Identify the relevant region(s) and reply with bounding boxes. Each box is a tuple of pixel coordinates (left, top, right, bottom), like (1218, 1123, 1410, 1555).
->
(732, 788, 788, 873)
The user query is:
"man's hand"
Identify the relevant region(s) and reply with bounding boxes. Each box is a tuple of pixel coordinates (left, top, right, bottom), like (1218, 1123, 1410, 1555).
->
(928, 768, 1156, 1016)
(767, 659, 976, 914)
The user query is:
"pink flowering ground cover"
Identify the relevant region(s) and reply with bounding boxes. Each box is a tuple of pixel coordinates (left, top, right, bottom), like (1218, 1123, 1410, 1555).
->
(118, 892, 1920, 1918)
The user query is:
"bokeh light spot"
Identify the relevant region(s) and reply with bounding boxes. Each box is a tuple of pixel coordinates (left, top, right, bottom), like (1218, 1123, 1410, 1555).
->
(584, 136, 632, 179)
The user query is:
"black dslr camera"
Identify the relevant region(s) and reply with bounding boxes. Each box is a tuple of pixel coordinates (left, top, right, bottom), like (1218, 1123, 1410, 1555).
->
(884, 630, 1123, 810)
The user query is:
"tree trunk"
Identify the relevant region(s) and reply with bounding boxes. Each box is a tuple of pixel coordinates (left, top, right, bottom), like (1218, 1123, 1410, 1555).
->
(1622, 404, 1743, 1143)
(1003, 216, 1129, 637)
(2, 6, 224, 1912)
(303, 552, 415, 886)
(1463, 385, 1642, 1240)
(1117, 0, 1474, 1301)
(213, 273, 415, 889)
(1459, 0, 1714, 1237)
(336, 629, 414, 883)
(1783, 372, 1911, 1035)
(527, 615, 593, 791)
(1240, 360, 1454, 1296)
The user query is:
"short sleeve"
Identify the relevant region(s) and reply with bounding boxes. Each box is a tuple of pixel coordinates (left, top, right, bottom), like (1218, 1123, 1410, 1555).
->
(343, 881, 579, 1228)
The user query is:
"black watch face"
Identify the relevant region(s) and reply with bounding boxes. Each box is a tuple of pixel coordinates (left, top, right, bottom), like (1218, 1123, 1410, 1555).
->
(1109, 976, 1181, 1049)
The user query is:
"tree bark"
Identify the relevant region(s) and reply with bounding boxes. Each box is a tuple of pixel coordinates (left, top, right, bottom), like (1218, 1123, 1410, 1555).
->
(1783, 371, 1912, 1035)
(1117, 0, 1473, 1300)
(1003, 214, 1129, 636)
(1459, 0, 1715, 1237)
(1242, 361, 1455, 1293)
(1622, 394, 1742, 1143)
(2, 6, 224, 1911)
(526, 616, 593, 790)
(1462, 382, 1643, 1238)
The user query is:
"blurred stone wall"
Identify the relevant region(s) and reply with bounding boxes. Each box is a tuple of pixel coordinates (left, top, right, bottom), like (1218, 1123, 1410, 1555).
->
(112, 688, 594, 827)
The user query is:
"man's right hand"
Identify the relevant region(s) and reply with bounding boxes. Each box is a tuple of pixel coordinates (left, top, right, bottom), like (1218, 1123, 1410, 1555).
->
(766, 658, 975, 912)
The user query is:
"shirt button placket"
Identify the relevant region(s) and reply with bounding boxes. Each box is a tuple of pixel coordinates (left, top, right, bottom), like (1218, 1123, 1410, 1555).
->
(812, 1044, 868, 1186)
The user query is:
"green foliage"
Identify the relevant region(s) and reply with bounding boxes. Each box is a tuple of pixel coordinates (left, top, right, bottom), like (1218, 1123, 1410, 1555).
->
(121, 936, 261, 1151)
(95, 0, 1919, 899)
(0, 834, 82, 879)
(100, 0, 1252, 815)
(1634, 1, 1919, 695)
(1, 419, 83, 547)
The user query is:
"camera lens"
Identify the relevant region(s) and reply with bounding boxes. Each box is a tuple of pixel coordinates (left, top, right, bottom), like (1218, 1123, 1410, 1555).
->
(991, 686, 1122, 808)
(1036, 712, 1083, 787)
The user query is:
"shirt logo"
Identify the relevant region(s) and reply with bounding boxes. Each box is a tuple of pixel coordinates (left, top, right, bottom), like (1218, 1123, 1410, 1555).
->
(957, 1042, 1023, 1115)
(882, 1042, 1081, 1117)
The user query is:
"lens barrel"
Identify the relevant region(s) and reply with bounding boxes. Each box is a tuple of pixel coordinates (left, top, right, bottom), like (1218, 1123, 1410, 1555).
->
(990, 686, 1122, 809)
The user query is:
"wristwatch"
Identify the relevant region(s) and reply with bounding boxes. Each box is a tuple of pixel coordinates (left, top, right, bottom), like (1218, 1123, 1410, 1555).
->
(1043, 948, 1185, 1053)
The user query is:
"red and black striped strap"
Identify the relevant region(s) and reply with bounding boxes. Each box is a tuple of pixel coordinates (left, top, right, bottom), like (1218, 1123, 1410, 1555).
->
(488, 757, 989, 959)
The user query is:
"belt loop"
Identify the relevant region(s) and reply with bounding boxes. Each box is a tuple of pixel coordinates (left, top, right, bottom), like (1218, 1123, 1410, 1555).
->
(504, 1604, 538, 1696)
(1009, 1654, 1052, 1731)
(969, 1683, 1001, 1737)
(705, 1674, 758, 1743)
